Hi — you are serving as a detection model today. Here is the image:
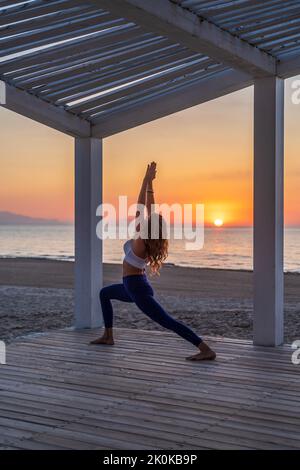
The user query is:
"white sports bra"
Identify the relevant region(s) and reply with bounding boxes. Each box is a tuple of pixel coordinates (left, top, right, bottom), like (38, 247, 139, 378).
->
(123, 240, 147, 270)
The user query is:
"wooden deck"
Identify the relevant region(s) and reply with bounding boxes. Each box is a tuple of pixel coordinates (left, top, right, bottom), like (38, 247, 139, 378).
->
(0, 328, 300, 450)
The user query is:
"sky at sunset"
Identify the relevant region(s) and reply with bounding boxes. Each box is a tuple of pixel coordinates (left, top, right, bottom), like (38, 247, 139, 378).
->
(1, 76, 300, 227)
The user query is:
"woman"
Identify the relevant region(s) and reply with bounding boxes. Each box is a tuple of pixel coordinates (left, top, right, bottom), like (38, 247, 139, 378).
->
(91, 162, 216, 361)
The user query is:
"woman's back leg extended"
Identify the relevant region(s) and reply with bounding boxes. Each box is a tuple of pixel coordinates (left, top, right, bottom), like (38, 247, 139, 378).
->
(134, 294, 202, 347)
(134, 294, 216, 360)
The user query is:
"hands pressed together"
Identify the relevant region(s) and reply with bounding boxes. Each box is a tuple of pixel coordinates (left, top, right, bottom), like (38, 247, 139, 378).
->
(144, 161, 157, 182)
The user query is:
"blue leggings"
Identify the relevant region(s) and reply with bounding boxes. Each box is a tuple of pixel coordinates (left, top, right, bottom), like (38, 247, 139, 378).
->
(100, 274, 202, 347)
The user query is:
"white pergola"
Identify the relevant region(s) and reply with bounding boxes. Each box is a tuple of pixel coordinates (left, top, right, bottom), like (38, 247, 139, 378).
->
(1, 0, 300, 346)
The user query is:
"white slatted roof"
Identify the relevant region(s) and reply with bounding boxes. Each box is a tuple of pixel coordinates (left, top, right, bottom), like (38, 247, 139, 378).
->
(1, 0, 300, 137)
(179, 0, 300, 60)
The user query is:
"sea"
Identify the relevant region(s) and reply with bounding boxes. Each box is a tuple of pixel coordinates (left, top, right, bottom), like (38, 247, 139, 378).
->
(1, 225, 300, 273)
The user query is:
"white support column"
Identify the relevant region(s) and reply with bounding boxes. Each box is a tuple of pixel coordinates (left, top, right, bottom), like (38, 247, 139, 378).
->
(254, 77, 284, 346)
(75, 138, 103, 329)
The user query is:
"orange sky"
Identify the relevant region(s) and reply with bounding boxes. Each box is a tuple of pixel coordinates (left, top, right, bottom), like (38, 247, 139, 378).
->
(1, 76, 300, 227)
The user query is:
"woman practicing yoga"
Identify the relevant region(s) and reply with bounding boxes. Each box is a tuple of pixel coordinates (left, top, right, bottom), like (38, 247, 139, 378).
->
(91, 162, 216, 361)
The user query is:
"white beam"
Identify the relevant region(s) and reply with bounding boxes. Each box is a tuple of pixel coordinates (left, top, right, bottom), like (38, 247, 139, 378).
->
(0, 80, 90, 137)
(92, 69, 252, 138)
(277, 55, 300, 79)
(93, 0, 276, 77)
(253, 76, 284, 347)
(75, 137, 103, 329)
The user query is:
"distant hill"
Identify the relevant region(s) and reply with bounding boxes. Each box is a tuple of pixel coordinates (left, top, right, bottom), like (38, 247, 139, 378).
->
(0, 211, 70, 225)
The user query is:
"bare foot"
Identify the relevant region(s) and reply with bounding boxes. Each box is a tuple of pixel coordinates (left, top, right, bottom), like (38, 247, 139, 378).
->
(186, 350, 216, 361)
(90, 336, 114, 345)
(186, 341, 216, 361)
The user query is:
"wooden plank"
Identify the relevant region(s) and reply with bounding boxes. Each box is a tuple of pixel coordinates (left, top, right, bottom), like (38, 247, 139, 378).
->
(8, 342, 292, 381)
(0, 328, 299, 450)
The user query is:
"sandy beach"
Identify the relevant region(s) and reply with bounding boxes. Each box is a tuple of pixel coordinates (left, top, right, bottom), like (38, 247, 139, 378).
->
(0, 258, 299, 344)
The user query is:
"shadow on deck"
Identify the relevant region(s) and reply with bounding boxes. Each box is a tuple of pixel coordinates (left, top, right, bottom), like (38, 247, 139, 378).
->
(0, 328, 299, 450)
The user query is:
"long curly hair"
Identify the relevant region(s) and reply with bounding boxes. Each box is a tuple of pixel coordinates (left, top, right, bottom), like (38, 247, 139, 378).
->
(143, 213, 169, 275)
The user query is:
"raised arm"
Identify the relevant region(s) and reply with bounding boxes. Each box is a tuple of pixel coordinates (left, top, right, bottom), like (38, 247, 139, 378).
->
(146, 163, 156, 215)
(137, 162, 156, 212)
(134, 163, 156, 236)
(137, 167, 149, 208)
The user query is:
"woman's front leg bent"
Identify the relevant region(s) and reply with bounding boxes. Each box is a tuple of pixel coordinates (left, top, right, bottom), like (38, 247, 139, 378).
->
(90, 283, 133, 345)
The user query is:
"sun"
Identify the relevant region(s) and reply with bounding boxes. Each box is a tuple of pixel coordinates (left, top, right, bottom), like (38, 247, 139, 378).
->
(214, 218, 224, 227)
